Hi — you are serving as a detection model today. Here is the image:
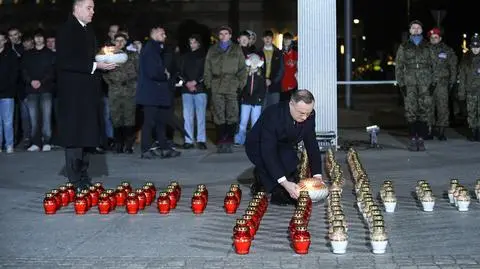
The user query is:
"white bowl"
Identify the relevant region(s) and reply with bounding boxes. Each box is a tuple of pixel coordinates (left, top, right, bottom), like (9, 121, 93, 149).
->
(331, 240, 348, 254)
(95, 53, 128, 64)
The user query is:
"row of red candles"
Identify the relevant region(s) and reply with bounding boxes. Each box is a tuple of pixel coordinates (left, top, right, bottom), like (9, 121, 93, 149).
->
(288, 191, 312, 254)
(43, 181, 187, 215)
(232, 191, 269, 255)
(44, 181, 248, 216)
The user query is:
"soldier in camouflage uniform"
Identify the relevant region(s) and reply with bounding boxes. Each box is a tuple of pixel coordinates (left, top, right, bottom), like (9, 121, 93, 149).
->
(426, 28, 457, 141)
(103, 33, 138, 153)
(395, 20, 436, 151)
(458, 34, 480, 141)
(204, 26, 248, 153)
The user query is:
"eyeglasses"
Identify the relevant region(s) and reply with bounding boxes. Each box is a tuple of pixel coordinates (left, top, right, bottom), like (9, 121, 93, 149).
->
(291, 103, 313, 118)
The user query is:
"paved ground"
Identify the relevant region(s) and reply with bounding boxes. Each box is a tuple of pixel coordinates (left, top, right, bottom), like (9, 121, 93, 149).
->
(1, 125, 480, 269)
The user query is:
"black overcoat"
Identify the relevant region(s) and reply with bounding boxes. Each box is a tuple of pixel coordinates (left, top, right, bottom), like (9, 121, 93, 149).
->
(245, 101, 323, 192)
(56, 15, 103, 147)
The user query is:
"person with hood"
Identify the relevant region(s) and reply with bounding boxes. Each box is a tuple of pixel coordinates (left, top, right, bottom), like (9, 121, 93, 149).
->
(395, 20, 436, 151)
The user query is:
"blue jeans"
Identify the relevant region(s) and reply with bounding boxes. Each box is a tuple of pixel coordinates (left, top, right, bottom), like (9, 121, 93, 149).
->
(103, 97, 113, 139)
(26, 92, 53, 145)
(20, 98, 31, 140)
(235, 104, 262, 145)
(0, 98, 15, 148)
(182, 93, 207, 143)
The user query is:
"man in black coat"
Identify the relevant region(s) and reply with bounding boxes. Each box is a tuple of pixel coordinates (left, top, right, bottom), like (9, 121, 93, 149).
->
(136, 26, 180, 159)
(56, 0, 116, 191)
(245, 89, 323, 205)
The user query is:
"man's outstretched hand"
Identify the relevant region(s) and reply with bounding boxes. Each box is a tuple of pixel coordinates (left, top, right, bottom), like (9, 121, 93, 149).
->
(280, 180, 300, 200)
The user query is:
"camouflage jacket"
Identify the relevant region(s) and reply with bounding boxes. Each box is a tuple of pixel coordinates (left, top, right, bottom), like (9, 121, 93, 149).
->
(458, 52, 480, 98)
(395, 39, 436, 87)
(430, 42, 457, 85)
(103, 51, 138, 97)
(204, 42, 248, 94)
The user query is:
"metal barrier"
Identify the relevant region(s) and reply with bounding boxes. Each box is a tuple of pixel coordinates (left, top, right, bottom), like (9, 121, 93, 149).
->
(338, 80, 398, 108)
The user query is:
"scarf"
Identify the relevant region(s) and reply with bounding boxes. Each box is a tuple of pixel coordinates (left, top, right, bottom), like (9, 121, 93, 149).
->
(410, 35, 423, 46)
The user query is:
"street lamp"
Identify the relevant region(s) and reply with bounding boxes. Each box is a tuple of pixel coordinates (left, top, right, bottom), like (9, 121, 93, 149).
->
(353, 19, 360, 24)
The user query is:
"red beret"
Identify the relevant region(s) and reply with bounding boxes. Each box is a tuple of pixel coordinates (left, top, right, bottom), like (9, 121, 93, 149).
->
(428, 28, 441, 37)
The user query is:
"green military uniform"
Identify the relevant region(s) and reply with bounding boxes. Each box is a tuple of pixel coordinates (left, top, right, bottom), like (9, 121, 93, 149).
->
(103, 51, 138, 153)
(395, 37, 436, 150)
(458, 50, 480, 141)
(429, 42, 457, 139)
(204, 41, 247, 152)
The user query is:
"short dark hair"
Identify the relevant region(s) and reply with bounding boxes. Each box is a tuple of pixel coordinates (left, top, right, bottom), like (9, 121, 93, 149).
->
(218, 25, 232, 35)
(0, 31, 7, 39)
(238, 30, 250, 38)
(189, 34, 202, 46)
(33, 29, 45, 37)
(263, 30, 274, 38)
(283, 32, 294, 39)
(114, 33, 128, 40)
(291, 89, 315, 104)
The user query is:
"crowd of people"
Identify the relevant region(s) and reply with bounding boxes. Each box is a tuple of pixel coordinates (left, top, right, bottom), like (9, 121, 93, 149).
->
(0, 7, 300, 158)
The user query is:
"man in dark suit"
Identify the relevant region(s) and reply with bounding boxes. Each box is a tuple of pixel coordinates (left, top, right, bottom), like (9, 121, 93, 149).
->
(136, 26, 180, 159)
(245, 89, 323, 205)
(56, 0, 116, 191)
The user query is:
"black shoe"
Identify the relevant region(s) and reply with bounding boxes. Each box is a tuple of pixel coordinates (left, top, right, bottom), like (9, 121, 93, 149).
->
(23, 138, 31, 150)
(217, 144, 226, 153)
(160, 149, 181, 159)
(141, 150, 157, 159)
(437, 127, 447, 141)
(224, 143, 233, 153)
(197, 142, 207, 150)
(183, 143, 194, 149)
(408, 138, 417, 151)
(417, 139, 426, 151)
(270, 186, 296, 206)
(94, 147, 105, 154)
(115, 143, 125, 153)
(125, 148, 134, 154)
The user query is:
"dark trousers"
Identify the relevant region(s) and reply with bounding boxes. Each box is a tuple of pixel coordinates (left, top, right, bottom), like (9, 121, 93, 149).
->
(141, 105, 170, 152)
(65, 147, 91, 188)
(253, 166, 298, 204)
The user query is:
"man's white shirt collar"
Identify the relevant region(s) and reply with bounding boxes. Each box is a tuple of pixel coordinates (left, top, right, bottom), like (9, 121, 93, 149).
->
(77, 18, 87, 28)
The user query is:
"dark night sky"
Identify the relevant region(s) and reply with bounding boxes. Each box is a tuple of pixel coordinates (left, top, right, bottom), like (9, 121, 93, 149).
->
(341, 0, 480, 56)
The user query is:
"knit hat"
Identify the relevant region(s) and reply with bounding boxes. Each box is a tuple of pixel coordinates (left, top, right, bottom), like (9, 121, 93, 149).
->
(427, 28, 441, 38)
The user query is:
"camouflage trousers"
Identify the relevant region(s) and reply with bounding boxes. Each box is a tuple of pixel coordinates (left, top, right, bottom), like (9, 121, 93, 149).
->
(405, 85, 432, 123)
(211, 92, 239, 125)
(466, 95, 480, 128)
(108, 94, 136, 127)
(429, 84, 449, 127)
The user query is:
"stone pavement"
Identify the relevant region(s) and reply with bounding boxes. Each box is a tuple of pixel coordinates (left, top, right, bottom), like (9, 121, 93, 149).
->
(1, 129, 480, 269)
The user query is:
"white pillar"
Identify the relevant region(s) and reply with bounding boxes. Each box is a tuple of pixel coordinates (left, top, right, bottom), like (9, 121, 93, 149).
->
(297, 0, 338, 145)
